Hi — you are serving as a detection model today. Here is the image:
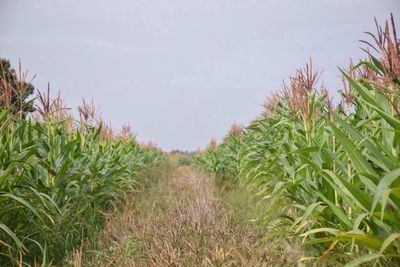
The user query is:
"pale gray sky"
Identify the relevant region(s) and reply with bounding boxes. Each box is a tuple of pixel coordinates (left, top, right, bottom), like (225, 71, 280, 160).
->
(1, 0, 399, 151)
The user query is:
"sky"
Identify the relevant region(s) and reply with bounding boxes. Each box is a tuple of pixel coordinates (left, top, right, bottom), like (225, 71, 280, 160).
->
(1, 0, 399, 151)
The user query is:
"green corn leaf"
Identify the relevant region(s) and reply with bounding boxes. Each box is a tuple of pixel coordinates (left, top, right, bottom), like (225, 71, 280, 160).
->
(344, 253, 381, 267)
(333, 112, 396, 170)
(322, 170, 371, 211)
(0, 193, 43, 221)
(329, 122, 378, 187)
(0, 223, 26, 251)
(317, 192, 352, 229)
(380, 233, 400, 254)
(371, 168, 400, 216)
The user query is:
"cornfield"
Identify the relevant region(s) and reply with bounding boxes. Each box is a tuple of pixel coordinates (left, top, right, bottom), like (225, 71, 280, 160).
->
(0, 68, 161, 265)
(197, 15, 400, 266)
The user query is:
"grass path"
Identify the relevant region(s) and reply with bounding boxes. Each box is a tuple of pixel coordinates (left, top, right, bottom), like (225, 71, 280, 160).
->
(76, 164, 287, 266)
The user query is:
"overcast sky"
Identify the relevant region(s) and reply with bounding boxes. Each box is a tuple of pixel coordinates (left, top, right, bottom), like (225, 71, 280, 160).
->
(1, 1, 399, 151)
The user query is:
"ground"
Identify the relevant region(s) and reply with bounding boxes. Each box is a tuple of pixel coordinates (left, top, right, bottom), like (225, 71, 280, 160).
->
(69, 163, 292, 266)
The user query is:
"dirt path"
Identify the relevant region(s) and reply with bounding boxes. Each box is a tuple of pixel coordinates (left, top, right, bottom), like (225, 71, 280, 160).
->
(78, 165, 283, 266)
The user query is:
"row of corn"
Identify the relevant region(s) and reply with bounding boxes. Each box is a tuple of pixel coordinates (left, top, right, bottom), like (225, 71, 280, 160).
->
(196, 15, 400, 266)
(0, 65, 161, 265)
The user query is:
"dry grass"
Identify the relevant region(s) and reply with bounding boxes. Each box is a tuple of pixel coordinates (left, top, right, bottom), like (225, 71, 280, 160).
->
(74, 164, 290, 267)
